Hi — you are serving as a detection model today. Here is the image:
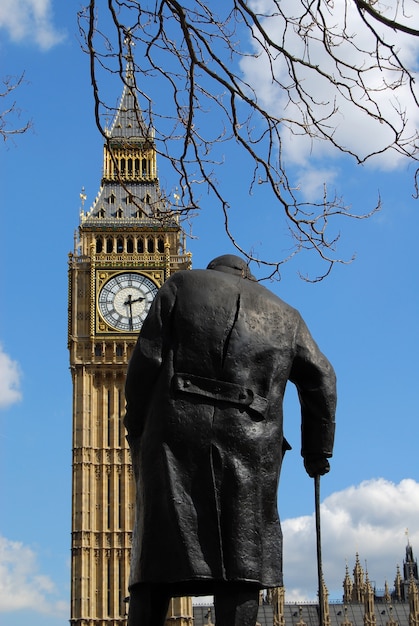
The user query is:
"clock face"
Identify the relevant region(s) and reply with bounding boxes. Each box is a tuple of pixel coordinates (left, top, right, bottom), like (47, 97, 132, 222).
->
(98, 272, 159, 332)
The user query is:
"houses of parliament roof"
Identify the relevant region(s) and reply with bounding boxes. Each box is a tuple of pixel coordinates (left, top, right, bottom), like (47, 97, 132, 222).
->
(192, 544, 419, 626)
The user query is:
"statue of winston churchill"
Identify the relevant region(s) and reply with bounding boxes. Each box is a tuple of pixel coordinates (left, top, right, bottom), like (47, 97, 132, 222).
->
(124, 254, 336, 626)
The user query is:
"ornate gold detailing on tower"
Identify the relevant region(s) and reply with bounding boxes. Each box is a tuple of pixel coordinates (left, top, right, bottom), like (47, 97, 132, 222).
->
(103, 141, 157, 183)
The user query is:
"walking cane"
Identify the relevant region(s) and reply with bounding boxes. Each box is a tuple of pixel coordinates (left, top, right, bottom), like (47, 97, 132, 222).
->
(315, 474, 325, 626)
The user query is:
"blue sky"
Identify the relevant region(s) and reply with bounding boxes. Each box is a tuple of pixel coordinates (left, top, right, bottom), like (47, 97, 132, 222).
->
(1, 2, 419, 625)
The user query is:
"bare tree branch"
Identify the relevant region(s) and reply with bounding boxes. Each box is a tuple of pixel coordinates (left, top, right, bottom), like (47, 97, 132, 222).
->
(77, 0, 418, 280)
(0, 73, 31, 142)
(354, 0, 419, 37)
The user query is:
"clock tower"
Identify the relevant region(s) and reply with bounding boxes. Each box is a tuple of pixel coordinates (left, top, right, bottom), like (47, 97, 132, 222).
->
(68, 65, 191, 626)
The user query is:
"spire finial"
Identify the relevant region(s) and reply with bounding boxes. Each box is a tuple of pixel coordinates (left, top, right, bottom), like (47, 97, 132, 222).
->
(80, 187, 87, 208)
(123, 29, 135, 85)
(123, 29, 134, 59)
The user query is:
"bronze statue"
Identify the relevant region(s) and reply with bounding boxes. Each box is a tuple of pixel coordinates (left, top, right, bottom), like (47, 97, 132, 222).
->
(124, 254, 336, 626)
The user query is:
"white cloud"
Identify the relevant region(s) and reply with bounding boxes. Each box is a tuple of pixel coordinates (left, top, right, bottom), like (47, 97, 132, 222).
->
(0, 536, 68, 615)
(295, 166, 339, 202)
(282, 478, 419, 601)
(0, 344, 22, 409)
(0, 0, 65, 50)
(240, 0, 419, 182)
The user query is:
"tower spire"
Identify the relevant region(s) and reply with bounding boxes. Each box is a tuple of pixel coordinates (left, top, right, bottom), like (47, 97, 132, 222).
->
(363, 573, 377, 626)
(107, 58, 149, 144)
(395, 565, 403, 602)
(344, 562, 353, 603)
(353, 553, 366, 603)
(404, 540, 419, 583)
(81, 53, 166, 226)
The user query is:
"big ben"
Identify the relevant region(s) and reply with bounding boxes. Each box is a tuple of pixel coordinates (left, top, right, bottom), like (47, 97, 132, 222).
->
(68, 63, 191, 626)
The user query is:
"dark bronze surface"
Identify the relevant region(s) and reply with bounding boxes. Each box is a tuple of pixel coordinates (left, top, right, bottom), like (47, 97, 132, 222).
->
(124, 254, 336, 624)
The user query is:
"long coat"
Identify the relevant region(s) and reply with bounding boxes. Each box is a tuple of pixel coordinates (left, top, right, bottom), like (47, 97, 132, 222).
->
(124, 265, 336, 595)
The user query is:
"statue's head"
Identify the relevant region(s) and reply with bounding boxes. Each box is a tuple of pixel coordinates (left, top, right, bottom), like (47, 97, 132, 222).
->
(207, 254, 255, 280)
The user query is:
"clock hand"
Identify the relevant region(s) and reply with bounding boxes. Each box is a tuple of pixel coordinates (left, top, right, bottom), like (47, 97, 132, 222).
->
(123, 295, 145, 306)
(123, 294, 134, 330)
(123, 294, 133, 307)
(123, 294, 145, 331)
(129, 296, 145, 305)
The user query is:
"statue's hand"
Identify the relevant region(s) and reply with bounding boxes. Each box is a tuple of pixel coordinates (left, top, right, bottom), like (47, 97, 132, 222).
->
(304, 455, 330, 477)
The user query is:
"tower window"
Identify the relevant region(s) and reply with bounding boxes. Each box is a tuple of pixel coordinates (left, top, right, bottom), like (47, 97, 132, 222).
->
(157, 237, 165, 253)
(137, 238, 144, 253)
(117, 238, 123, 253)
(147, 238, 154, 253)
(116, 344, 124, 357)
(127, 238, 134, 253)
(98, 207, 106, 218)
(116, 208, 123, 218)
(94, 344, 103, 357)
(106, 238, 113, 253)
(109, 194, 116, 205)
(96, 237, 103, 253)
